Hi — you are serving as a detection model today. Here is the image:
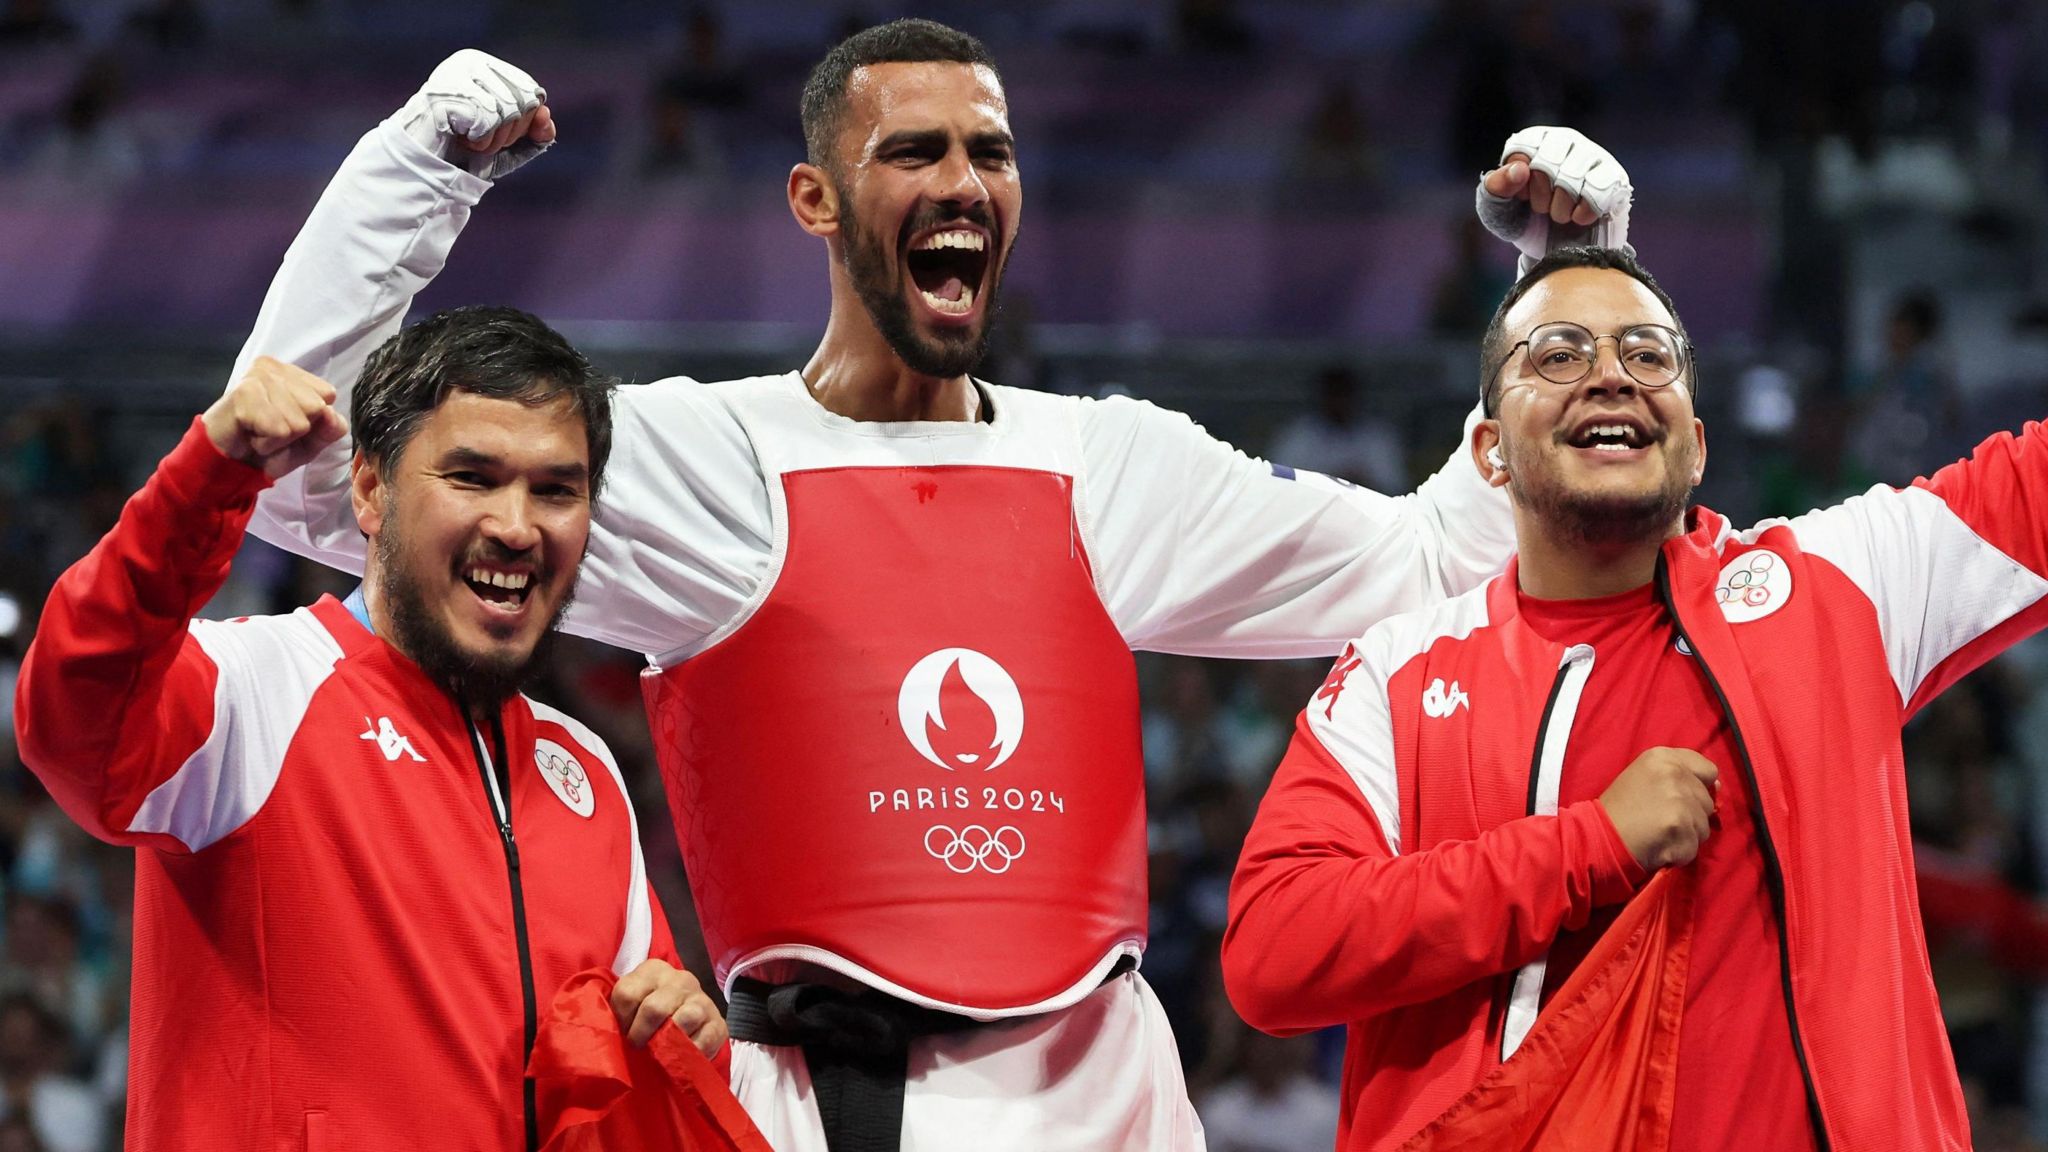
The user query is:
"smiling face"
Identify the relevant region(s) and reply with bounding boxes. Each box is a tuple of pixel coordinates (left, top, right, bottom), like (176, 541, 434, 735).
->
(1483, 266, 1705, 547)
(826, 60, 1019, 378)
(353, 389, 591, 709)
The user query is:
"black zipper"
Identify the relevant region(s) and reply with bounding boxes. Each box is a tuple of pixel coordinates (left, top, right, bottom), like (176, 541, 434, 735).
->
(1655, 557, 1831, 1151)
(469, 716, 540, 1152)
(1498, 658, 1580, 1063)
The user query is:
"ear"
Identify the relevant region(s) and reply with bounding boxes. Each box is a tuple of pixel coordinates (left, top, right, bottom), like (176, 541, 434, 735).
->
(1689, 417, 1707, 486)
(1472, 420, 1510, 488)
(789, 162, 840, 239)
(350, 452, 385, 538)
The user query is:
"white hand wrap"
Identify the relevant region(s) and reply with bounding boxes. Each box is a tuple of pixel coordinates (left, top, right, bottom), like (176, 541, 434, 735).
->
(1475, 126, 1633, 276)
(392, 49, 550, 180)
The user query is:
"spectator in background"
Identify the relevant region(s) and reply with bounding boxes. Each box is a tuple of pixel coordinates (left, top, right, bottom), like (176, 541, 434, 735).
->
(1284, 79, 1381, 210)
(1849, 289, 1959, 486)
(658, 6, 749, 111)
(1200, 1030, 1341, 1152)
(1268, 365, 1408, 493)
(0, 994, 100, 1152)
(643, 80, 725, 179)
(1, 895, 107, 1055)
(24, 56, 144, 183)
(1430, 215, 1517, 337)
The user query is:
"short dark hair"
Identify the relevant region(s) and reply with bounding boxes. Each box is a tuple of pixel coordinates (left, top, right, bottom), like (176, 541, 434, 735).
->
(800, 18, 999, 169)
(1479, 246, 1694, 418)
(353, 306, 614, 498)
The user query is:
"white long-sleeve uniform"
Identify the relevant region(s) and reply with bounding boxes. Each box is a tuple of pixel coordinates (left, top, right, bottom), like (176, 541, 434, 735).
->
(231, 120, 1515, 1151)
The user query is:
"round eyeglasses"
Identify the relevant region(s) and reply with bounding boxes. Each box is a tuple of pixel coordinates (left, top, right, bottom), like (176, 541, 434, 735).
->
(1492, 321, 1691, 391)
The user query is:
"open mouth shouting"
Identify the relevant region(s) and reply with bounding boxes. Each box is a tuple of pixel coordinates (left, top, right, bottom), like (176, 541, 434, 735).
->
(462, 563, 537, 621)
(905, 224, 991, 323)
(1563, 414, 1658, 458)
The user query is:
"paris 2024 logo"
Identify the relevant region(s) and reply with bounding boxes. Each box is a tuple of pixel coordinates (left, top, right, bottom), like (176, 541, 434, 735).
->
(881, 648, 1065, 874)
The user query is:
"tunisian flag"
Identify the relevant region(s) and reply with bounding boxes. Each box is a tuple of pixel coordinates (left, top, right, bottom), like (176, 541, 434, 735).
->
(1399, 866, 1697, 1152)
(529, 968, 773, 1152)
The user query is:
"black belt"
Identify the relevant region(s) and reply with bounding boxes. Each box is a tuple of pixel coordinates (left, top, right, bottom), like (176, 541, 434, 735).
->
(726, 956, 1137, 1152)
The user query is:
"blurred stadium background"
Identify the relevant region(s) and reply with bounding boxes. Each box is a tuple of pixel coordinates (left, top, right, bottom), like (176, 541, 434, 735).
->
(3, 0, 2048, 1148)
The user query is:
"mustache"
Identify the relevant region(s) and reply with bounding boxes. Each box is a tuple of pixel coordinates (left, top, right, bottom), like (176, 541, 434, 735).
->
(460, 541, 545, 579)
(898, 203, 997, 246)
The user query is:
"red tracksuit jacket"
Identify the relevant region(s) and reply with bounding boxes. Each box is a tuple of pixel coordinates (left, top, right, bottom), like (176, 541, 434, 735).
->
(16, 420, 680, 1151)
(1225, 421, 2048, 1151)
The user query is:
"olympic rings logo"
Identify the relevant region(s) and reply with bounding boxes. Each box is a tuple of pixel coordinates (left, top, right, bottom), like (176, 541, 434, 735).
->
(924, 824, 1026, 874)
(1716, 550, 1777, 609)
(537, 748, 587, 803)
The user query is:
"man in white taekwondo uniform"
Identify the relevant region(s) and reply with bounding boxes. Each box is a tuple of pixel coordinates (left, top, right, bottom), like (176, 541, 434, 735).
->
(222, 22, 1631, 1151)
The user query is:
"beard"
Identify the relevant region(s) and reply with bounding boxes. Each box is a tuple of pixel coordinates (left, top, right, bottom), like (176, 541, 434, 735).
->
(839, 191, 1003, 379)
(1511, 434, 1697, 548)
(373, 510, 573, 715)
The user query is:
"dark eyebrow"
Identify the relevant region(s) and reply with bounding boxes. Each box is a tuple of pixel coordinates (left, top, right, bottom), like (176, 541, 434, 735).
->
(440, 447, 589, 483)
(876, 128, 948, 154)
(875, 128, 1015, 154)
(439, 447, 502, 470)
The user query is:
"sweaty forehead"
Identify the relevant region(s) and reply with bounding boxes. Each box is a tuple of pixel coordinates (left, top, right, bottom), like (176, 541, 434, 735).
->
(1504, 267, 1677, 335)
(841, 61, 1008, 152)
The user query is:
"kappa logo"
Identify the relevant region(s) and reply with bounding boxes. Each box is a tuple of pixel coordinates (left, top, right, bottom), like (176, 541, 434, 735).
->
(359, 716, 425, 763)
(1421, 679, 1470, 719)
(1715, 549, 1792, 623)
(534, 738, 595, 818)
(897, 648, 1025, 771)
(1314, 645, 1362, 720)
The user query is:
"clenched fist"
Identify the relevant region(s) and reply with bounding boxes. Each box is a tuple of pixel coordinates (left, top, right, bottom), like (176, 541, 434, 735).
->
(1599, 747, 1719, 872)
(202, 356, 347, 480)
(610, 958, 727, 1056)
(395, 49, 555, 180)
(1476, 125, 1634, 274)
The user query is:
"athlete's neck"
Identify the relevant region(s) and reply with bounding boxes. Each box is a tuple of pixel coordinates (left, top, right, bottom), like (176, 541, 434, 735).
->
(1512, 510, 1683, 600)
(801, 296, 979, 423)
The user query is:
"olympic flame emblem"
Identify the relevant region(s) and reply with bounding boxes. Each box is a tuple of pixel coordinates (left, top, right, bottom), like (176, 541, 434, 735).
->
(897, 648, 1025, 771)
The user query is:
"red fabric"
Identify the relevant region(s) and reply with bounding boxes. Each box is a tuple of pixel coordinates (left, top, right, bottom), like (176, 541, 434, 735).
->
(644, 465, 1146, 1010)
(1518, 587, 1812, 1152)
(1400, 867, 1695, 1152)
(1227, 429, 2048, 1151)
(18, 420, 679, 1150)
(15, 418, 263, 852)
(531, 969, 770, 1152)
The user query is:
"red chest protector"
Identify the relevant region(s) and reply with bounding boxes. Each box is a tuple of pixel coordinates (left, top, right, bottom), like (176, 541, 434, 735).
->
(643, 379, 1148, 1016)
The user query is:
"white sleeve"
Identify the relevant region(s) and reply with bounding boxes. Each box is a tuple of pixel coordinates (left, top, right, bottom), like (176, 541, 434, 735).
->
(1773, 423, 2048, 712)
(563, 381, 772, 658)
(224, 119, 770, 658)
(1076, 396, 1514, 658)
(235, 117, 494, 573)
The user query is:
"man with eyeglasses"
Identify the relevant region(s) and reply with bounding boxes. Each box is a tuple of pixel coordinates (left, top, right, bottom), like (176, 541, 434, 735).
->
(1223, 245, 2042, 1151)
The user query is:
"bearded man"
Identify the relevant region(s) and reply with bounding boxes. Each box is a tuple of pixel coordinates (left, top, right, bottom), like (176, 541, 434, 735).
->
(218, 22, 1628, 1151)
(15, 311, 726, 1150)
(1224, 246, 2047, 1151)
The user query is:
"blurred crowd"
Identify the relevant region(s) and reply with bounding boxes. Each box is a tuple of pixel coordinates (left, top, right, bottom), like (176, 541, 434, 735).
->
(5, 0, 2048, 1149)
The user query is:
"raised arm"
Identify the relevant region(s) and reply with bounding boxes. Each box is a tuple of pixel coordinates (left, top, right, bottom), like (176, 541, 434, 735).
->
(1081, 128, 1634, 657)
(1080, 397, 1517, 657)
(234, 51, 552, 572)
(1781, 418, 2048, 716)
(16, 361, 345, 850)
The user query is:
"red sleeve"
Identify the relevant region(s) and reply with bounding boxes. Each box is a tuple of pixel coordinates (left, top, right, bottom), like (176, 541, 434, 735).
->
(1222, 716, 1644, 1035)
(1917, 421, 2048, 579)
(14, 418, 269, 845)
